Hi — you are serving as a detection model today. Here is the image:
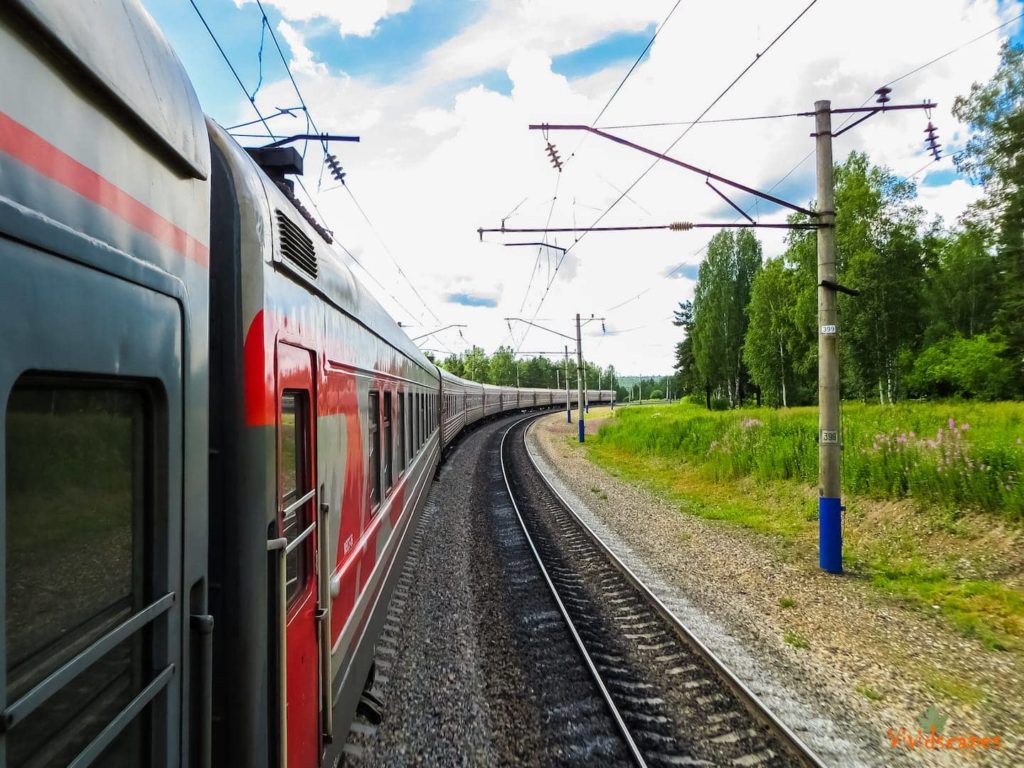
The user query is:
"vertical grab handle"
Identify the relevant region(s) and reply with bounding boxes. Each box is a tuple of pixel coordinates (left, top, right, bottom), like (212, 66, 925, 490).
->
(267, 537, 288, 768)
(317, 498, 333, 741)
(189, 612, 214, 768)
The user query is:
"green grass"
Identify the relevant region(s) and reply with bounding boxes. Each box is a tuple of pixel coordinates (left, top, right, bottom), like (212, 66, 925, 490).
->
(595, 400, 1024, 520)
(779, 597, 797, 609)
(581, 400, 1024, 653)
(927, 674, 984, 705)
(855, 684, 884, 702)
(784, 629, 810, 649)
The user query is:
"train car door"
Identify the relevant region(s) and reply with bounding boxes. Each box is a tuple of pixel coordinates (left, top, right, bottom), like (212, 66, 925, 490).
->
(0, 238, 186, 766)
(276, 343, 320, 768)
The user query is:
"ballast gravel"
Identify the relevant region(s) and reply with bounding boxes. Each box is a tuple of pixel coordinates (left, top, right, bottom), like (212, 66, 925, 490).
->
(346, 414, 627, 767)
(527, 411, 1023, 767)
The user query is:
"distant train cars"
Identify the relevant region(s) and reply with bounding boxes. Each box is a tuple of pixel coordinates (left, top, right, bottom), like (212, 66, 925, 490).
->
(0, 2, 612, 767)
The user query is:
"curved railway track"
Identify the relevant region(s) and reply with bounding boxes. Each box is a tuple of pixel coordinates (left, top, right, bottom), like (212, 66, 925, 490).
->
(499, 413, 828, 768)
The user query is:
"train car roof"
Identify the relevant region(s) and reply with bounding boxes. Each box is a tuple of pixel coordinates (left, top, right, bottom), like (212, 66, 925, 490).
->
(208, 121, 440, 379)
(11, 0, 208, 180)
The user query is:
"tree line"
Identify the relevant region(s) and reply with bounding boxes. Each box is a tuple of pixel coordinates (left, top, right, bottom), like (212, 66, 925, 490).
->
(437, 346, 618, 393)
(674, 43, 1024, 408)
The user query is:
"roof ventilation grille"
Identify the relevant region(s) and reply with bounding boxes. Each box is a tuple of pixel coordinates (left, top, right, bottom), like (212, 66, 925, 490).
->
(276, 210, 318, 279)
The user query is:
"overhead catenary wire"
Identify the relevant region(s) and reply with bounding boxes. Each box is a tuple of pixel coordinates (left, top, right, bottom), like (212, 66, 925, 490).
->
(192, 0, 446, 328)
(516, 0, 819, 353)
(251, 0, 444, 326)
(515, 0, 686, 327)
(603, 10, 1023, 313)
(342, 183, 443, 324)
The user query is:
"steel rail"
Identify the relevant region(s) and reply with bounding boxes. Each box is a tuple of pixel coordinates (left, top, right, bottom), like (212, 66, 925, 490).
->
(519, 416, 829, 768)
(498, 415, 648, 768)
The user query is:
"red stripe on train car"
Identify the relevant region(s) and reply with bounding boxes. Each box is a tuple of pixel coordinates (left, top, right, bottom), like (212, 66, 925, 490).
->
(0, 112, 210, 267)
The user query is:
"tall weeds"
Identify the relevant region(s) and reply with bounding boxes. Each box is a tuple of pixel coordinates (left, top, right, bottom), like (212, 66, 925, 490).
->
(597, 402, 1024, 520)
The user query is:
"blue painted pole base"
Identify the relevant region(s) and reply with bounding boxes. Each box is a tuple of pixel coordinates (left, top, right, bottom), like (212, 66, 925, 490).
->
(819, 496, 843, 574)
(578, 419, 585, 443)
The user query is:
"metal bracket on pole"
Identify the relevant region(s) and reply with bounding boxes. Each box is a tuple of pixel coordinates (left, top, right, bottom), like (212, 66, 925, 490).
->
(819, 279, 861, 297)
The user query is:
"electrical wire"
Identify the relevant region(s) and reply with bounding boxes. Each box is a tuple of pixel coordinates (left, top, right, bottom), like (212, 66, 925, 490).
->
(189, 0, 436, 329)
(341, 183, 442, 323)
(253, 1, 444, 324)
(563, 0, 688, 172)
(597, 110, 809, 130)
(603, 10, 1021, 313)
(518, 0, 819, 352)
(514, 0, 687, 328)
(198, 0, 446, 328)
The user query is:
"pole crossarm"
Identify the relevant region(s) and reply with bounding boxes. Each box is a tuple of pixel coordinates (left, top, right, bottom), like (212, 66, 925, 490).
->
(480, 222, 819, 238)
(529, 124, 818, 218)
(504, 317, 576, 342)
(504, 242, 568, 253)
(410, 324, 467, 342)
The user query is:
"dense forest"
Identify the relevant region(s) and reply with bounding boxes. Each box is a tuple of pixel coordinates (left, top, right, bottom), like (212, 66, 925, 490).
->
(673, 43, 1024, 408)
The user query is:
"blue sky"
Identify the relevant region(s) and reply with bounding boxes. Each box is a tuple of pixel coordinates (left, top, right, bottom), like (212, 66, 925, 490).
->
(143, 1, 656, 119)
(138, 0, 1024, 372)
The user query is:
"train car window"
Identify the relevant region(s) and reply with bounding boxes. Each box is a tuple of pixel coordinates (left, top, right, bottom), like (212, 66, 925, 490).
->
(397, 392, 405, 474)
(383, 392, 393, 493)
(5, 383, 149, 767)
(368, 391, 381, 509)
(405, 392, 412, 461)
(281, 391, 312, 603)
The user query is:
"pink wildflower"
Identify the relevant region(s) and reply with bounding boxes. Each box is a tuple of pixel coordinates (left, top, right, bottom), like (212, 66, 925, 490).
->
(948, 418, 956, 430)
(960, 423, 971, 431)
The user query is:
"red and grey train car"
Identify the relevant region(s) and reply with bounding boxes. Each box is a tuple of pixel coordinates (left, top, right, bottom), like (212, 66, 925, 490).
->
(0, 2, 613, 767)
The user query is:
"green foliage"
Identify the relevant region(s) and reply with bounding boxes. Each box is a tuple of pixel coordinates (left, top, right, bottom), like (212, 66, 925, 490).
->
(648, 389, 663, 400)
(953, 42, 1024, 387)
(922, 225, 1000, 343)
(679, 43, 1024, 406)
(691, 231, 762, 406)
(907, 335, 1015, 401)
(488, 345, 516, 386)
(783, 629, 810, 650)
(461, 345, 491, 383)
(595, 400, 1024, 520)
(744, 257, 798, 407)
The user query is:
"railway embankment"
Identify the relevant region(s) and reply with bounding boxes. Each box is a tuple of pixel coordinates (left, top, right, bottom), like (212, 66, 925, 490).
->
(530, 407, 1023, 767)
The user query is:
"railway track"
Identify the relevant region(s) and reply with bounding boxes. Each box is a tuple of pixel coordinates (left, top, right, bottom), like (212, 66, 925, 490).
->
(500, 413, 828, 768)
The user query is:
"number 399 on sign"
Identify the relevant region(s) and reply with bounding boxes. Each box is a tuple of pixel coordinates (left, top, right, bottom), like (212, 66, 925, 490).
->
(820, 430, 839, 444)
(820, 324, 837, 335)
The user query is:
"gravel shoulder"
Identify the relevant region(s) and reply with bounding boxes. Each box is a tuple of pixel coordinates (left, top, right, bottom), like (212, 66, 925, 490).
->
(347, 413, 628, 767)
(529, 410, 1023, 767)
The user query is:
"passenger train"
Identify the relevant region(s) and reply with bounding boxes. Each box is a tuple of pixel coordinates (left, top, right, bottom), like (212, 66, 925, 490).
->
(0, 2, 612, 766)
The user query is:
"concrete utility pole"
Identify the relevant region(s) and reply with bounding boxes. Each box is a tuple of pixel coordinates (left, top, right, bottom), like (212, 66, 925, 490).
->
(556, 368, 559, 390)
(816, 100, 842, 575)
(516, 360, 520, 388)
(564, 345, 571, 424)
(576, 314, 585, 442)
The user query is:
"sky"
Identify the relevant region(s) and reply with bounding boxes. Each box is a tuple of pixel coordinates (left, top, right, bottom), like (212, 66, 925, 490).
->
(143, 0, 1024, 375)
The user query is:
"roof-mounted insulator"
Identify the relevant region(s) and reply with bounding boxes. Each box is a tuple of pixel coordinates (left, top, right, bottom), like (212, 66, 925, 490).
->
(669, 221, 693, 231)
(326, 153, 346, 184)
(875, 86, 892, 105)
(545, 141, 563, 172)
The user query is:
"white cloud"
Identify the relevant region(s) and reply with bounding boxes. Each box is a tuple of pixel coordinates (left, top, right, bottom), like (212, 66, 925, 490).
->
(235, 0, 414, 37)
(277, 21, 326, 76)
(226, 0, 1020, 372)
